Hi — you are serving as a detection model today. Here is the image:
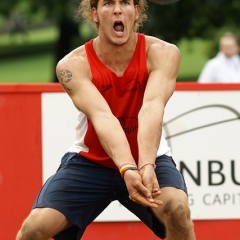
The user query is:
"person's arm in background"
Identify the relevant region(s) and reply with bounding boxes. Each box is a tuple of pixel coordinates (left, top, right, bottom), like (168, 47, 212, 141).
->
(56, 47, 160, 208)
(137, 37, 180, 195)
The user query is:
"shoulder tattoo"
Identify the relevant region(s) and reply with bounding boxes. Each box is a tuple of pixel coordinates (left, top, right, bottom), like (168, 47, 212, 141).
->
(58, 69, 73, 91)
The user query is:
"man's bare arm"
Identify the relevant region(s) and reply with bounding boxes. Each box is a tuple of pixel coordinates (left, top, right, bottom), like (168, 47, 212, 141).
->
(137, 39, 180, 192)
(56, 51, 160, 207)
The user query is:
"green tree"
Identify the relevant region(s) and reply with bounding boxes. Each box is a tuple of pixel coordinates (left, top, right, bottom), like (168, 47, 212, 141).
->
(27, 0, 83, 82)
(0, 0, 86, 82)
(143, 0, 240, 43)
(1, 0, 240, 81)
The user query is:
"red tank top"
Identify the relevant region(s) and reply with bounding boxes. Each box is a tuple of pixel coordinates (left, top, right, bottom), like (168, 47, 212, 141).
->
(80, 33, 149, 168)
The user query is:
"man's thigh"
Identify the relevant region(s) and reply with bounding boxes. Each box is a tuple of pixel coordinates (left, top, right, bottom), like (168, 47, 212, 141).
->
(155, 155, 188, 194)
(33, 153, 117, 233)
(23, 208, 73, 237)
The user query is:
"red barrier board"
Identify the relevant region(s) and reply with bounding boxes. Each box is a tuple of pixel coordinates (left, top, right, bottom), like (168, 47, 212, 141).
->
(0, 83, 239, 240)
(0, 91, 42, 239)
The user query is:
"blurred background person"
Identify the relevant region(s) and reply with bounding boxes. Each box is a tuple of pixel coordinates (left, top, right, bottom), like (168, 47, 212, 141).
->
(198, 32, 240, 83)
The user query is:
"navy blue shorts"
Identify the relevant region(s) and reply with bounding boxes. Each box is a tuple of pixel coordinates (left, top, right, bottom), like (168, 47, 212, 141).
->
(33, 152, 187, 239)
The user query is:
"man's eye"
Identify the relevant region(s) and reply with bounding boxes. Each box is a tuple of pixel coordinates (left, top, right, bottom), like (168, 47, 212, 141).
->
(105, 1, 112, 5)
(123, 1, 129, 4)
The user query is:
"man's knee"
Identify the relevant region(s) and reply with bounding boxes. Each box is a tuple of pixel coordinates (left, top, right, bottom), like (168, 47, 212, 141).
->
(16, 213, 50, 240)
(16, 222, 42, 240)
(163, 199, 193, 229)
(16, 208, 71, 240)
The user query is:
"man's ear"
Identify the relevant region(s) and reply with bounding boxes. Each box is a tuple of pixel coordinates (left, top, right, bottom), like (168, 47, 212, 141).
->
(135, 5, 140, 21)
(92, 8, 99, 23)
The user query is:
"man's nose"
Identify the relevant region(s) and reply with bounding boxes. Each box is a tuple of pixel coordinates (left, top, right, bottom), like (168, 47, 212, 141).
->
(113, 2, 123, 14)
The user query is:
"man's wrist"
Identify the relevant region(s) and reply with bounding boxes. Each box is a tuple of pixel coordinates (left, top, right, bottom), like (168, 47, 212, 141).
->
(138, 162, 156, 171)
(119, 163, 138, 178)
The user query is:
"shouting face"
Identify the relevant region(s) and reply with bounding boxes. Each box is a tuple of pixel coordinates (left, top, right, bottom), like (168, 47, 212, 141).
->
(92, 0, 139, 45)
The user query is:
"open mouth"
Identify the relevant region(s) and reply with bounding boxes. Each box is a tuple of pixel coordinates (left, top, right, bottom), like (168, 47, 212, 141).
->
(113, 21, 124, 32)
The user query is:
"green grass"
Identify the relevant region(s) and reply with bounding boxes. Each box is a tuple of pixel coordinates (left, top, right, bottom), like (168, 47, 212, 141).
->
(0, 27, 210, 83)
(0, 53, 54, 83)
(0, 26, 58, 46)
(0, 26, 58, 58)
(177, 38, 209, 81)
(0, 27, 57, 83)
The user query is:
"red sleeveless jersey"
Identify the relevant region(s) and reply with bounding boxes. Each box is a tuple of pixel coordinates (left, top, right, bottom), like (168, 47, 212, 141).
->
(79, 33, 149, 168)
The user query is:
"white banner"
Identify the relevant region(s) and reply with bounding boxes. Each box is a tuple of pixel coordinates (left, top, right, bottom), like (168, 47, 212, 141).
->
(42, 90, 240, 221)
(164, 90, 240, 219)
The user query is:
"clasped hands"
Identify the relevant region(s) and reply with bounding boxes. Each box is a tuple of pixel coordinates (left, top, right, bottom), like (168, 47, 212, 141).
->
(124, 166, 162, 208)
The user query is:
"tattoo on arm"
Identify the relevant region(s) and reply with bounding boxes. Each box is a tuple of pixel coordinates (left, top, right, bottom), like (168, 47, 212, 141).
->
(61, 83, 72, 92)
(57, 69, 73, 91)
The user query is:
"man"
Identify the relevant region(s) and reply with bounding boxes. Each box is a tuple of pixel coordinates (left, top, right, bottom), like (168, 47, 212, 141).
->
(198, 32, 240, 83)
(16, 0, 195, 239)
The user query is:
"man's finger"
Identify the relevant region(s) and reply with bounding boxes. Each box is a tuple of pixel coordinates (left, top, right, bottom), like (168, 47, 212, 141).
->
(152, 186, 160, 192)
(151, 187, 163, 205)
(130, 192, 159, 208)
(152, 191, 161, 198)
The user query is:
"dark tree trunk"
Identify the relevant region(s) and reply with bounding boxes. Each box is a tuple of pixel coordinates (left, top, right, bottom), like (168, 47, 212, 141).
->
(53, 19, 79, 82)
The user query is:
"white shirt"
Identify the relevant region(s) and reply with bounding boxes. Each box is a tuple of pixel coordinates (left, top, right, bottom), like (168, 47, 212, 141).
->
(198, 52, 240, 83)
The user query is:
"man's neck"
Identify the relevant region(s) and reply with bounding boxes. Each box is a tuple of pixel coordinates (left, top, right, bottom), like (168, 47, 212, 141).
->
(92, 33, 138, 76)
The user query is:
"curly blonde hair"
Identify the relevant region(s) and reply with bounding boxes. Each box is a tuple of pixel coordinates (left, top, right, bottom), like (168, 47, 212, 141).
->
(78, 0, 148, 32)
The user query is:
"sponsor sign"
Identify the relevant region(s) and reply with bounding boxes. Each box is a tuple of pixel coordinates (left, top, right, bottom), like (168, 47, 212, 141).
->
(164, 90, 240, 219)
(42, 90, 240, 221)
